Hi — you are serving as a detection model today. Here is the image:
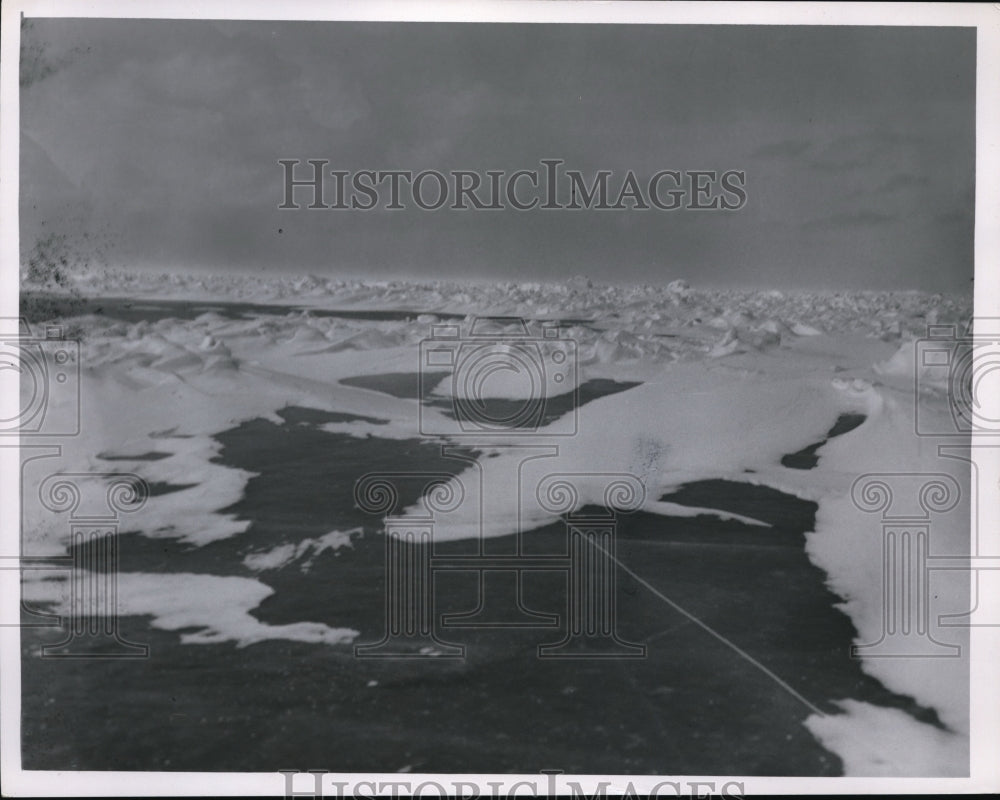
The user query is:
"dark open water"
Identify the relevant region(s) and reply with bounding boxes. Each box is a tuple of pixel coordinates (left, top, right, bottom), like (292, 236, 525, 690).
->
(21, 293, 595, 328)
(22, 401, 950, 775)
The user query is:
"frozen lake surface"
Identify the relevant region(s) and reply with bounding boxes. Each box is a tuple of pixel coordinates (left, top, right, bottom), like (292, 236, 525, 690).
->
(18, 277, 973, 776)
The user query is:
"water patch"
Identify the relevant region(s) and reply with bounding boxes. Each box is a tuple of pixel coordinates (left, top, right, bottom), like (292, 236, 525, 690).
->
(273, 405, 389, 427)
(97, 450, 173, 462)
(658, 479, 945, 731)
(146, 481, 199, 497)
(22, 293, 602, 330)
(781, 413, 867, 470)
(428, 378, 641, 429)
(339, 371, 449, 401)
(21, 293, 469, 325)
(340, 371, 642, 429)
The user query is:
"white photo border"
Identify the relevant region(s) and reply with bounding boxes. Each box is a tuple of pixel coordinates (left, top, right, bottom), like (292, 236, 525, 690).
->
(1, 1, 997, 796)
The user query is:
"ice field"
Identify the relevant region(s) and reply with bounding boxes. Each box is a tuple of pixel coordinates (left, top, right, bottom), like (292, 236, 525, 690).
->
(16, 270, 973, 775)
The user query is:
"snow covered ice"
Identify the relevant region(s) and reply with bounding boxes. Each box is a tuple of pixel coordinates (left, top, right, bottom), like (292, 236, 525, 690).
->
(17, 270, 974, 776)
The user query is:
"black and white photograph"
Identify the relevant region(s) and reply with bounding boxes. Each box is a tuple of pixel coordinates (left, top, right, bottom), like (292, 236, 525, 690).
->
(2, 1, 998, 796)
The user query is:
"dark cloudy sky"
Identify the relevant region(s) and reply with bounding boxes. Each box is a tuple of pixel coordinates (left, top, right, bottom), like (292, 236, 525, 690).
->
(20, 20, 975, 291)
